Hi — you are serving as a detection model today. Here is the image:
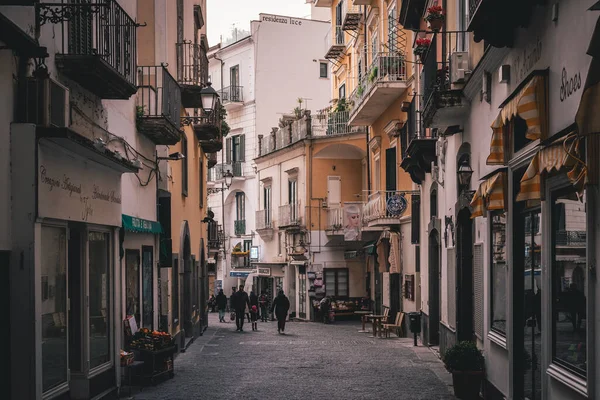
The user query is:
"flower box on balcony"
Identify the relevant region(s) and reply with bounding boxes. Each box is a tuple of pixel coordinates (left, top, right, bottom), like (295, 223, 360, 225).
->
(424, 5, 445, 31)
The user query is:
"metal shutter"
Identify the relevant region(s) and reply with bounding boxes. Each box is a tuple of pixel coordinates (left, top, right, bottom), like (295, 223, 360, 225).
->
(447, 248, 456, 329)
(474, 244, 484, 339)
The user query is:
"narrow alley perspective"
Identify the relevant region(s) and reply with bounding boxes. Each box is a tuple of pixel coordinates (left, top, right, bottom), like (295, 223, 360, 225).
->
(131, 314, 455, 400)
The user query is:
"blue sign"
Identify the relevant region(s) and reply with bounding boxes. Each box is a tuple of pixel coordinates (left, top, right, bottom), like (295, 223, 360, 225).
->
(386, 194, 408, 216)
(230, 271, 251, 278)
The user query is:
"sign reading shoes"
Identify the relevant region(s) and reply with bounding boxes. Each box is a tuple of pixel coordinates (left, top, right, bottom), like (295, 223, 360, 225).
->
(38, 141, 122, 226)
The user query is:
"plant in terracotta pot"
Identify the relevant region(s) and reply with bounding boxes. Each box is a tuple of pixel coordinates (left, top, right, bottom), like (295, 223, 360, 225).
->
(414, 37, 431, 62)
(424, 4, 445, 31)
(442, 341, 485, 400)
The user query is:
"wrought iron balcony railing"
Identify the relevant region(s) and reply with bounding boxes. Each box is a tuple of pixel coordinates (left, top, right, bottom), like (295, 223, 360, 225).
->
(556, 230, 586, 246)
(207, 221, 223, 249)
(208, 162, 243, 181)
(258, 114, 311, 156)
(137, 65, 182, 145)
(220, 85, 243, 104)
(312, 110, 363, 136)
(256, 209, 273, 230)
(176, 40, 209, 87)
(43, 0, 137, 99)
(234, 219, 246, 236)
(327, 207, 344, 231)
(363, 191, 414, 223)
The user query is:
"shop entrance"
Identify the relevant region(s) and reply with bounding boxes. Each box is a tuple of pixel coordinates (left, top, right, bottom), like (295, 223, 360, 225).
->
(456, 208, 474, 342)
(428, 230, 441, 345)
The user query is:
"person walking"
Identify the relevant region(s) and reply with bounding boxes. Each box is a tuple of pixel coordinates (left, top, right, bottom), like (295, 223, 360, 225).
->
(271, 290, 290, 334)
(216, 289, 228, 323)
(249, 290, 259, 320)
(259, 291, 269, 322)
(250, 305, 259, 331)
(231, 285, 250, 332)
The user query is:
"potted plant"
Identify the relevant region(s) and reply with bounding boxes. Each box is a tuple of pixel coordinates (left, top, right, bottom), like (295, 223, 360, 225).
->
(414, 37, 431, 62)
(368, 66, 378, 83)
(442, 341, 485, 399)
(424, 4, 445, 31)
(357, 85, 364, 97)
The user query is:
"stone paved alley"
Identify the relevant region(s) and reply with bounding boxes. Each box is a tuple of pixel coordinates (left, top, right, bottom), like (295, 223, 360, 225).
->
(131, 314, 456, 400)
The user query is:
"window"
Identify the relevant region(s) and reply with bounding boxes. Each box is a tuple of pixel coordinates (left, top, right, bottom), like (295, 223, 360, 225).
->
(243, 240, 252, 267)
(88, 231, 111, 369)
(125, 250, 140, 325)
(457, 0, 469, 52)
(388, 7, 397, 53)
(181, 134, 188, 196)
(264, 185, 272, 225)
(288, 179, 298, 222)
(482, 71, 492, 103)
(371, 32, 378, 63)
(226, 135, 245, 167)
(230, 65, 241, 101)
(324, 268, 349, 298)
(551, 188, 587, 376)
(374, 155, 381, 191)
(491, 212, 507, 334)
(320, 62, 328, 78)
(278, 232, 283, 256)
(358, 58, 363, 82)
(430, 188, 437, 219)
(338, 83, 346, 100)
(236, 192, 245, 220)
(41, 226, 67, 392)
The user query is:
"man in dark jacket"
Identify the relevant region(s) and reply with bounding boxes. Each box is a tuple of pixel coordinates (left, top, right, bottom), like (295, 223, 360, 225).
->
(231, 285, 250, 331)
(215, 289, 228, 322)
(271, 290, 290, 334)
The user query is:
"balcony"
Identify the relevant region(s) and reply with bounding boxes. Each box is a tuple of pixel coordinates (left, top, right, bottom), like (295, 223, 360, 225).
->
(234, 220, 246, 236)
(312, 109, 365, 137)
(207, 152, 217, 169)
(324, 26, 345, 61)
(136, 65, 182, 145)
(556, 231, 586, 247)
(468, 0, 540, 48)
(208, 162, 243, 182)
(207, 221, 223, 253)
(342, 4, 362, 32)
(348, 52, 408, 126)
(326, 207, 344, 234)
(399, 0, 427, 31)
(258, 113, 310, 157)
(220, 86, 243, 111)
(399, 104, 438, 185)
(363, 191, 414, 228)
(47, 0, 137, 99)
(176, 41, 209, 108)
(255, 209, 274, 240)
(278, 203, 301, 229)
(195, 102, 222, 153)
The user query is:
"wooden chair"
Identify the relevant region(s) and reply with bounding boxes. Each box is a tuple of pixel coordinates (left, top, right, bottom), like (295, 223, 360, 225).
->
(377, 306, 391, 335)
(382, 312, 404, 338)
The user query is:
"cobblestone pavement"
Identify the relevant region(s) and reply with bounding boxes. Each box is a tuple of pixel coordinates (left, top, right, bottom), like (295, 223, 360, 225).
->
(132, 313, 455, 400)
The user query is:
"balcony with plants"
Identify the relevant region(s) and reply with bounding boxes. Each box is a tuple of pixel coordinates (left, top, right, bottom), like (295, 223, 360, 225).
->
(312, 98, 365, 137)
(136, 65, 182, 145)
(348, 51, 408, 126)
(258, 107, 311, 157)
(176, 39, 209, 108)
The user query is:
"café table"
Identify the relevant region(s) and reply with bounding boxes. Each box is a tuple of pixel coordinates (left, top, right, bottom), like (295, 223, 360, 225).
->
(354, 311, 372, 333)
(367, 314, 387, 338)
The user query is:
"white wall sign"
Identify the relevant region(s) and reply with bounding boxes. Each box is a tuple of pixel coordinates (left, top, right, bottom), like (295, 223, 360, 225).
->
(261, 14, 303, 26)
(38, 141, 122, 226)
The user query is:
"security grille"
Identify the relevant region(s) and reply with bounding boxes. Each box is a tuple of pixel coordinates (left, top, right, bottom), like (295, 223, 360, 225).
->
(474, 243, 484, 339)
(447, 248, 456, 329)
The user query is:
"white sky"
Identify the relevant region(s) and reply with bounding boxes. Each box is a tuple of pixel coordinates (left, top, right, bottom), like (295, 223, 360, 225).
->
(207, 0, 311, 46)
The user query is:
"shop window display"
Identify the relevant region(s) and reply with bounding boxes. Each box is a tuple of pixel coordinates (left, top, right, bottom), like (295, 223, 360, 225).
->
(41, 225, 68, 392)
(125, 250, 140, 325)
(551, 189, 587, 376)
(490, 212, 507, 334)
(89, 231, 111, 369)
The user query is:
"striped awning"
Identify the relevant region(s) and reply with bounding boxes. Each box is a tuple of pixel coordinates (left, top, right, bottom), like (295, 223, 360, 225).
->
(389, 232, 401, 275)
(516, 133, 587, 202)
(487, 75, 547, 165)
(470, 171, 507, 218)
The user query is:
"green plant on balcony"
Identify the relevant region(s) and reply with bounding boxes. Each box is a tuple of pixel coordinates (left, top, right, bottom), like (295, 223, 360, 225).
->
(334, 97, 349, 112)
(219, 104, 230, 137)
(414, 37, 431, 62)
(368, 66, 378, 83)
(293, 97, 305, 119)
(356, 85, 364, 97)
(135, 105, 145, 130)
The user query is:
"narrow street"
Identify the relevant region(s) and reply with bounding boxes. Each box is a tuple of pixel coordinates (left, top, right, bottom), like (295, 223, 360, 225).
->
(132, 314, 455, 400)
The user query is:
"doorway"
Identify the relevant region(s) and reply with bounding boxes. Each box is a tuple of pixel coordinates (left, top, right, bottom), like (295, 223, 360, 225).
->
(182, 233, 192, 336)
(429, 230, 441, 345)
(456, 208, 474, 342)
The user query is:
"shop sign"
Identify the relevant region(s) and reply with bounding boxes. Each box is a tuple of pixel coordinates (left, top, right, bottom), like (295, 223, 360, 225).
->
(230, 271, 251, 278)
(256, 267, 271, 276)
(250, 246, 259, 261)
(261, 14, 303, 26)
(38, 142, 122, 226)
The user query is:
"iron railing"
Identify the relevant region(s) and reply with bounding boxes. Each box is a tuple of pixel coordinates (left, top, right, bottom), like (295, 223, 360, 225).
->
(349, 52, 407, 115)
(255, 209, 272, 230)
(259, 115, 311, 156)
(279, 202, 301, 227)
(469, 0, 483, 25)
(208, 162, 243, 181)
(234, 220, 246, 236)
(176, 40, 209, 86)
(137, 65, 181, 128)
(55, 0, 137, 86)
(207, 221, 223, 249)
(334, 25, 345, 45)
(556, 230, 586, 246)
(363, 191, 415, 223)
(220, 86, 243, 103)
(327, 207, 344, 231)
(312, 110, 362, 136)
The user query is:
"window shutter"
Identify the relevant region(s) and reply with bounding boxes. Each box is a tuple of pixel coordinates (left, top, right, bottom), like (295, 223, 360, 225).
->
(474, 244, 484, 339)
(226, 137, 232, 164)
(447, 248, 456, 328)
(411, 194, 420, 244)
(239, 135, 245, 161)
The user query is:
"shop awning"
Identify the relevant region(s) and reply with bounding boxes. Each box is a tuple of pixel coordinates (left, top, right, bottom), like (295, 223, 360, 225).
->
(516, 133, 587, 202)
(470, 171, 507, 218)
(122, 214, 163, 234)
(487, 74, 548, 165)
(363, 240, 377, 255)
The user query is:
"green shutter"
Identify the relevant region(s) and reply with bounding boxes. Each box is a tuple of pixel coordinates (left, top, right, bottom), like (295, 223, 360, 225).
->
(239, 135, 245, 161)
(226, 137, 232, 164)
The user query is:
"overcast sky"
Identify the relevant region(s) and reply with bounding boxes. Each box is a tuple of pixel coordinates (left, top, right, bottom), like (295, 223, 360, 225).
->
(207, 0, 311, 46)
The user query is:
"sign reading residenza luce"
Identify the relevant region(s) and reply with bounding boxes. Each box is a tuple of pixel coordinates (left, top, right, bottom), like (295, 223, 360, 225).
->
(38, 142, 122, 227)
(261, 14, 303, 26)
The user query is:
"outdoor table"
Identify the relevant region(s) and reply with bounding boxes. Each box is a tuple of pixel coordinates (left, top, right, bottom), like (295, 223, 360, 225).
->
(367, 315, 387, 338)
(354, 311, 372, 333)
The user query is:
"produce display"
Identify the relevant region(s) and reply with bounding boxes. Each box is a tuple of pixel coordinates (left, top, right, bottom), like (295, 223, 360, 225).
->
(129, 328, 174, 351)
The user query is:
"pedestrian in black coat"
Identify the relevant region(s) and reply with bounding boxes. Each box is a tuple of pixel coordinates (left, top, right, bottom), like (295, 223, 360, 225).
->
(231, 285, 250, 331)
(271, 290, 291, 334)
(215, 289, 228, 322)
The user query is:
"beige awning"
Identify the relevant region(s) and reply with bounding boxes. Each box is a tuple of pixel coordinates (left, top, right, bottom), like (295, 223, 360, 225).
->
(388, 232, 401, 274)
(470, 171, 507, 218)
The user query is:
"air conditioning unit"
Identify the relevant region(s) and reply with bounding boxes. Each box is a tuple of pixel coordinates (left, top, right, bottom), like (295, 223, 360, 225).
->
(26, 77, 69, 127)
(450, 52, 470, 84)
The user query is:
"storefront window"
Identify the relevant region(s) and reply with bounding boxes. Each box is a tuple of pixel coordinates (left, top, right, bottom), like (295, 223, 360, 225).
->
(491, 212, 507, 334)
(142, 247, 154, 329)
(552, 189, 587, 376)
(125, 250, 140, 325)
(41, 226, 68, 392)
(325, 269, 349, 298)
(89, 231, 111, 369)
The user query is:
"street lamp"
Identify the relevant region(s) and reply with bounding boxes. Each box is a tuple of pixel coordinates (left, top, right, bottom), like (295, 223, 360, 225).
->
(200, 82, 220, 113)
(457, 156, 473, 189)
(157, 151, 185, 161)
(223, 169, 234, 189)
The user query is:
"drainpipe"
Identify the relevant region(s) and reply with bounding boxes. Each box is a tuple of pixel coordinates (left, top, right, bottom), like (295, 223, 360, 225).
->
(363, 5, 371, 197)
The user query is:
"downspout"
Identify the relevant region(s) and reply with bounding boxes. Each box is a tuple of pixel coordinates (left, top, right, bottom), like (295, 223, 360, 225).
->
(363, 5, 371, 196)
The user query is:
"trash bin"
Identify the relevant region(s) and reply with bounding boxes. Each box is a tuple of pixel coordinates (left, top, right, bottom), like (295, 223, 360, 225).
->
(408, 312, 422, 333)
